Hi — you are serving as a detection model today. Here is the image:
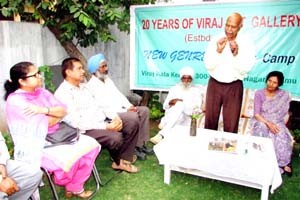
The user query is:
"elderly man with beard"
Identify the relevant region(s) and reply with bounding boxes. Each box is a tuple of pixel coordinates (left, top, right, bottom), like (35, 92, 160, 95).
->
(86, 53, 153, 160)
(150, 66, 204, 144)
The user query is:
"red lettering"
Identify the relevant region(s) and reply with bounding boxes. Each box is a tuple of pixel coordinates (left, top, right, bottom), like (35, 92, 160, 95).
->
(205, 18, 211, 28)
(273, 16, 279, 27)
(151, 18, 180, 30)
(252, 15, 300, 28)
(280, 15, 287, 27)
(252, 16, 259, 27)
(288, 15, 295, 26)
(297, 15, 300, 26)
(196, 17, 223, 29)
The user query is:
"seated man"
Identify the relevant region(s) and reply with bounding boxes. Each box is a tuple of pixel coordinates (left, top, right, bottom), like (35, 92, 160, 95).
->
(55, 57, 139, 173)
(87, 53, 152, 160)
(150, 66, 204, 144)
(0, 132, 42, 200)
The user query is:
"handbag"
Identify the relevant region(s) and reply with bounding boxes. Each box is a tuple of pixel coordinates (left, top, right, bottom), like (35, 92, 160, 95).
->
(45, 122, 79, 147)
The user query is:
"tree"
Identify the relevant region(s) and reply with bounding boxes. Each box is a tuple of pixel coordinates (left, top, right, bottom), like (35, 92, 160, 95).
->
(0, 0, 155, 69)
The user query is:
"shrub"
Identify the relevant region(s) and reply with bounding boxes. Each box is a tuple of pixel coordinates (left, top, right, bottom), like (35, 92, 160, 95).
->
(291, 129, 300, 143)
(2, 132, 14, 156)
(148, 93, 164, 120)
(39, 65, 56, 93)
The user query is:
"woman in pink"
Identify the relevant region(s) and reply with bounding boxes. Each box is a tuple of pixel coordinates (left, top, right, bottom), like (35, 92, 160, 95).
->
(4, 62, 100, 198)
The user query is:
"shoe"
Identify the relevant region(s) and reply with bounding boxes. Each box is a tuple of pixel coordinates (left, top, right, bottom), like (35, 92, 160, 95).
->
(150, 134, 163, 144)
(141, 145, 154, 154)
(112, 160, 139, 173)
(65, 190, 93, 199)
(135, 148, 147, 160)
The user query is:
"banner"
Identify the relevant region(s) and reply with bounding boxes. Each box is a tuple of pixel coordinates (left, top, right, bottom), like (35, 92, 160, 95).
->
(130, 1, 300, 97)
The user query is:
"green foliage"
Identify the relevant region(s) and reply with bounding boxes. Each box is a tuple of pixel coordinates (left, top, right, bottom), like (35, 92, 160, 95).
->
(39, 65, 56, 93)
(148, 93, 164, 120)
(2, 132, 14, 156)
(291, 129, 300, 143)
(0, 0, 156, 47)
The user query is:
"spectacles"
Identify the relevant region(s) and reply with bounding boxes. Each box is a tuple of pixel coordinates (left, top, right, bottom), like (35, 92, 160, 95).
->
(23, 71, 41, 79)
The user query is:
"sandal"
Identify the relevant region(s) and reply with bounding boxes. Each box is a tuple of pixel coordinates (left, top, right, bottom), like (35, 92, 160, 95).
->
(280, 165, 293, 177)
(284, 165, 293, 177)
(65, 190, 93, 199)
(112, 160, 139, 173)
(110, 155, 137, 164)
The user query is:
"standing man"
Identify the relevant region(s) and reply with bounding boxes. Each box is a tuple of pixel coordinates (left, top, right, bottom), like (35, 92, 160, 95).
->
(204, 12, 256, 133)
(0, 133, 42, 200)
(87, 53, 153, 160)
(150, 66, 204, 144)
(55, 57, 139, 173)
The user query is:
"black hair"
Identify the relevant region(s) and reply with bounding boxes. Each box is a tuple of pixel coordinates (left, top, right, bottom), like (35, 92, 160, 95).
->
(265, 71, 284, 87)
(61, 57, 81, 78)
(3, 62, 33, 100)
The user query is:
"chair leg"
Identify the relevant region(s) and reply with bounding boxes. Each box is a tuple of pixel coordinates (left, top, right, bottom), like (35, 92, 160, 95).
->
(41, 168, 59, 200)
(41, 165, 101, 200)
(87, 164, 102, 200)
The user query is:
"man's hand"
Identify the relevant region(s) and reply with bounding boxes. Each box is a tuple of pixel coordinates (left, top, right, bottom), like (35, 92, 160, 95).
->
(169, 98, 183, 107)
(229, 40, 239, 56)
(127, 106, 138, 112)
(0, 165, 7, 178)
(0, 176, 19, 196)
(216, 37, 227, 53)
(106, 117, 123, 131)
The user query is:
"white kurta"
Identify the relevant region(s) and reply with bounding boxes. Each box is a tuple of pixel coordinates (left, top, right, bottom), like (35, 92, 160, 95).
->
(159, 84, 203, 137)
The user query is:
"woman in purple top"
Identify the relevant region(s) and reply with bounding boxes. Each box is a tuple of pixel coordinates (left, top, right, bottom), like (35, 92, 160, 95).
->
(252, 71, 293, 176)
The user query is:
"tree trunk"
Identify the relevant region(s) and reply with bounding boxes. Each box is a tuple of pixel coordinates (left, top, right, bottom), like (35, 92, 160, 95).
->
(47, 26, 91, 80)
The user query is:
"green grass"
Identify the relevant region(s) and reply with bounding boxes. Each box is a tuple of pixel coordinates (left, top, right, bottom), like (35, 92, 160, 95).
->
(36, 123, 300, 199)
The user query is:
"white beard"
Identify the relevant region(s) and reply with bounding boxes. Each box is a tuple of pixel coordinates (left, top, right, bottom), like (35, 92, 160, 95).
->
(180, 82, 192, 90)
(95, 71, 107, 81)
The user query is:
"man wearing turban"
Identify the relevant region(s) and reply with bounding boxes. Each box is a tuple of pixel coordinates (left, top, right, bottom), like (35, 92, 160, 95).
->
(150, 66, 204, 144)
(87, 53, 153, 160)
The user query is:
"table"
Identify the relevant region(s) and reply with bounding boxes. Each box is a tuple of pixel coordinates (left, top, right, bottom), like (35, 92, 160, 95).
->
(154, 125, 282, 200)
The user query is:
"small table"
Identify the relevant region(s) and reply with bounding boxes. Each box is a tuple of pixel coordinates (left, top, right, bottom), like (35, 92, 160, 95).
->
(154, 125, 282, 200)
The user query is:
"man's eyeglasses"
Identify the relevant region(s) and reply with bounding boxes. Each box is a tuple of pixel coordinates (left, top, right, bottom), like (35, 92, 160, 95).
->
(22, 71, 41, 79)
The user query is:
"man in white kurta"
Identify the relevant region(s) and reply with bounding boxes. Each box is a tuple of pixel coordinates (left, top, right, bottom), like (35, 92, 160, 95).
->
(204, 12, 256, 133)
(150, 66, 204, 144)
(86, 53, 152, 160)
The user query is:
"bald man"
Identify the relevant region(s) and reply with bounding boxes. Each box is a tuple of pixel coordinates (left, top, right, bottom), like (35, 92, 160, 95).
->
(204, 12, 256, 133)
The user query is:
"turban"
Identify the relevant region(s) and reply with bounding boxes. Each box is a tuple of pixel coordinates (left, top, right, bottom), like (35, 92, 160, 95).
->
(179, 66, 194, 79)
(87, 53, 106, 74)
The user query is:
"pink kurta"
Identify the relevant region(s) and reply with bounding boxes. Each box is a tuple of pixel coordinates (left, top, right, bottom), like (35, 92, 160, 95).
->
(6, 87, 100, 192)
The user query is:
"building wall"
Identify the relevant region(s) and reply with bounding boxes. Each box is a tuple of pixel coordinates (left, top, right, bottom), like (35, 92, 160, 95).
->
(0, 21, 130, 131)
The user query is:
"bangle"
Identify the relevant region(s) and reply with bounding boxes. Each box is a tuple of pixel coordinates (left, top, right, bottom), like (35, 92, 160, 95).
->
(46, 107, 50, 115)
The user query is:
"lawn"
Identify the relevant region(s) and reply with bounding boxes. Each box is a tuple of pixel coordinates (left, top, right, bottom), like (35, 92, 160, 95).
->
(39, 121, 300, 200)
